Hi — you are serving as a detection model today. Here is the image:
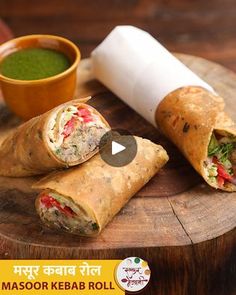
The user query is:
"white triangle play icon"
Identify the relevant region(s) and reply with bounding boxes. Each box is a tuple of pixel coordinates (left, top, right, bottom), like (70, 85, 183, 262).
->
(112, 141, 126, 155)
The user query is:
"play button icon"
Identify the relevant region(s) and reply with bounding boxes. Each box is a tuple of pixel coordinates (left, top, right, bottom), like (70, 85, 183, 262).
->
(99, 129, 137, 167)
(112, 141, 126, 155)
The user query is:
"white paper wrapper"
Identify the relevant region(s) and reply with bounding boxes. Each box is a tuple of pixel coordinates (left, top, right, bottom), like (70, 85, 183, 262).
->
(92, 26, 214, 126)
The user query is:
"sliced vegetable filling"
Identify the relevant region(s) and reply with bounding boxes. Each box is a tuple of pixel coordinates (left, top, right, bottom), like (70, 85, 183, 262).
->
(206, 132, 236, 188)
(40, 194, 76, 217)
(39, 192, 99, 235)
(47, 105, 109, 163)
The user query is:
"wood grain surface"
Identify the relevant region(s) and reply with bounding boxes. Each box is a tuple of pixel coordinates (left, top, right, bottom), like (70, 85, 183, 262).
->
(0, 54, 235, 294)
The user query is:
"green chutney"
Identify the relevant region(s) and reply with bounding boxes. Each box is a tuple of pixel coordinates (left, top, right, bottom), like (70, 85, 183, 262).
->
(0, 48, 71, 80)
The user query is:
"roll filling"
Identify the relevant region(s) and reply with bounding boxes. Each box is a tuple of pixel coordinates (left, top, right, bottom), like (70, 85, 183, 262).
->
(39, 191, 98, 236)
(206, 132, 236, 189)
(47, 105, 108, 163)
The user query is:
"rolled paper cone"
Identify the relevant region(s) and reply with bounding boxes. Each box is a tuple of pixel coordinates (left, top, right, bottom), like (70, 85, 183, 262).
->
(92, 25, 214, 126)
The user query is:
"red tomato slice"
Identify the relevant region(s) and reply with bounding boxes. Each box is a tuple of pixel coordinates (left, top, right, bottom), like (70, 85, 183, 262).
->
(62, 116, 77, 139)
(217, 175, 225, 187)
(61, 206, 75, 217)
(217, 163, 232, 181)
(40, 195, 53, 208)
(62, 108, 93, 139)
(77, 108, 91, 117)
(40, 194, 76, 217)
(77, 108, 93, 123)
(212, 157, 233, 185)
(83, 116, 93, 123)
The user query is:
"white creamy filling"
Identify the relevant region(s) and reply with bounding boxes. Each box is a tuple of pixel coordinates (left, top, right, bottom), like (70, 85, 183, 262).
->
(204, 158, 218, 186)
(39, 192, 99, 236)
(47, 106, 79, 150)
(47, 105, 108, 160)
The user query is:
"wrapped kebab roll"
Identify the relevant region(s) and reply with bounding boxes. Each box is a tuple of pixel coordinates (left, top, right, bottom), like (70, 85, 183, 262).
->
(92, 26, 236, 191)
(0, 99, 110, 177)
(33, 136, 169, 236)
(156, 86, 236, 191)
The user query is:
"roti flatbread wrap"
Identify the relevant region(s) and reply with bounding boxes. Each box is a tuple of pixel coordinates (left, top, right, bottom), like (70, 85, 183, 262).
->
(0, 98, 110, 177)
(33, 136, 169, 236)
(156, 86, 236, 191)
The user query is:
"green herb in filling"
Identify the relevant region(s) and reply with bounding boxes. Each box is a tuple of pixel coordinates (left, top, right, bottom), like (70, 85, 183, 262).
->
(208, 133, 234, 166)
(208, 133, 219, 155)
(92, 222, 99, 231)
(55, 148, 61, 155)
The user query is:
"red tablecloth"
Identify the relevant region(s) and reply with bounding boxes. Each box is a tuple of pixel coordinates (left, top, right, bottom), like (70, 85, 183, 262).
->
(0, 18, 13, 44)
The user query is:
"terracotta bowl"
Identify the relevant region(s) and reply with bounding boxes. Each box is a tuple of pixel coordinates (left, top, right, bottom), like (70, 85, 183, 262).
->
(0, 35, 80, 120)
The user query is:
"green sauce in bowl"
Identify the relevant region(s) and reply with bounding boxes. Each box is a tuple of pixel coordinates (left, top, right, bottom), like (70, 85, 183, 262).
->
(0, 48, 71, 80)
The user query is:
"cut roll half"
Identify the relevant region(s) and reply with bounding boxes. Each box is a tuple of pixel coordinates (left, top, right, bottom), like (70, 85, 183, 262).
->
(0, 98, 110, 177)
(47, 103, 109, 164)
(33, 136, 169, 236)
(36, 191, 100, 236)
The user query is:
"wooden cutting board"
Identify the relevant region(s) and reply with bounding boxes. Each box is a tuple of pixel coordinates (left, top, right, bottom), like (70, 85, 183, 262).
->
(0, 54, 235, 295)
